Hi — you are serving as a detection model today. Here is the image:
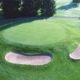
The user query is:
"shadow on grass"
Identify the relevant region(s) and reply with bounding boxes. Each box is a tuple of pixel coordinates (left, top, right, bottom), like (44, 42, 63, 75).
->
(0, 16, 51, 31)
(13, 51, 53, 58)
(69, 58, 80, 63)
(58, 2, 78, 10)
(0, 16, 54, 54)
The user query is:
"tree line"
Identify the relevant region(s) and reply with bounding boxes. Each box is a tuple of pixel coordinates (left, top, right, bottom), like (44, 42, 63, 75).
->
(0, 0, 56, 19)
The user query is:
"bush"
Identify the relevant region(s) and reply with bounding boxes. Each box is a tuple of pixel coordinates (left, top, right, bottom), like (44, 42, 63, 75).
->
(21, 0, 37, 17)
(2, 0, 20, 19)
(2, 0, 56, 18)
(41, 0, 56, 16)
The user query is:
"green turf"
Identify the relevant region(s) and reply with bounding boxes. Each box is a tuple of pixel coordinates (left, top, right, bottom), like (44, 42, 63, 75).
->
(2, 20, 66, 46)
(0, 18, 80, 80)
(55, 0, 80, 17)
(0, 0, 80, 80)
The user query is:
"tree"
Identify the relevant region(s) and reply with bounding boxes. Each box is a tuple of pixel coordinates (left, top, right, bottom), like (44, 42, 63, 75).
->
(41, 0, 56, 16)
(2, 0, 56, 18)
(0, 0, 2, 8)
(21, 0, 37, 17)
(2, 0, 20, 18)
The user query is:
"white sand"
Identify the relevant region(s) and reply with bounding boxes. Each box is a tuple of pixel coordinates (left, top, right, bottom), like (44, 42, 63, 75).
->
(69, 44, 80, 60)
(5, 52, 52, 65)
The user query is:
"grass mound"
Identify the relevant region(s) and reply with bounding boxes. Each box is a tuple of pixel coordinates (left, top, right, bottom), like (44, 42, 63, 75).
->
(2, 20, 66, 46)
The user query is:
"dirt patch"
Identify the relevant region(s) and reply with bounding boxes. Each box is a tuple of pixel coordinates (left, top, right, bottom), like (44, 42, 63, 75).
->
(5, 52, 52, 65)
(69, 44, 80, 60)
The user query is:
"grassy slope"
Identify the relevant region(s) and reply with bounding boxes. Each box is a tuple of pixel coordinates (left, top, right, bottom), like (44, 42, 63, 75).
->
(0, 18, 80, 80)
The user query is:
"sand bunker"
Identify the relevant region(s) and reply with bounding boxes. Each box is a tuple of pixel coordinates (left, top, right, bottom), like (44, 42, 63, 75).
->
(69, 44, 80, 60)
(5, 52, 52, 65)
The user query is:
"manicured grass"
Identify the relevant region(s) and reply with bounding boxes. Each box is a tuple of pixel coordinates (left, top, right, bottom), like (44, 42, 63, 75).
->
(2, 20, 66, 46)
(0, 0, 80, 80)
(55, 0, 80, 17)
(0, 18, 80, 80)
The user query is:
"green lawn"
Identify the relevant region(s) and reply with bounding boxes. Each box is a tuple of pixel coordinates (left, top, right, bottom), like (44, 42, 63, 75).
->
(0, 0, 80, 80)
(55, 0, 80, 17)
(2, 20, 65, 46)
(0, 18, 80, 80)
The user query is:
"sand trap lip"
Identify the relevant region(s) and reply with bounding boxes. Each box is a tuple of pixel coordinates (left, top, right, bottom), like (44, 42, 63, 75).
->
(5, 52, 52, 65)
(69, 44, 80, 60)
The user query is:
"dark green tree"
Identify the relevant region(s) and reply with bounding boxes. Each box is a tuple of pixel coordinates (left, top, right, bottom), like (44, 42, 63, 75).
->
(0, 0, 2, 8)
(2, 0, 20, 18)
(1, 0, 56, 18)
(41, 0, 56, 16)
(21, 0, 37, 17)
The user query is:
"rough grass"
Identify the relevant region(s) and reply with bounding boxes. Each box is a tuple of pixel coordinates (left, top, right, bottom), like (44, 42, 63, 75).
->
(0, 18, 80, 80)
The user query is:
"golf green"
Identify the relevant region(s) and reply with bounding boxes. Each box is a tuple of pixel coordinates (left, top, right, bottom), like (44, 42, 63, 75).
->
(2, 20, 66, 46)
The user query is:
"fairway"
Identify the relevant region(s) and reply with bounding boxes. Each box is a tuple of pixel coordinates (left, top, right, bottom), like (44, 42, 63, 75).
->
(2, 20, 66, 46)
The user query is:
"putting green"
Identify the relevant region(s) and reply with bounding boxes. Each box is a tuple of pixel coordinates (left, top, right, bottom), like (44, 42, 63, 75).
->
(2, 20, 66, 46)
